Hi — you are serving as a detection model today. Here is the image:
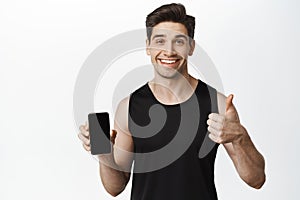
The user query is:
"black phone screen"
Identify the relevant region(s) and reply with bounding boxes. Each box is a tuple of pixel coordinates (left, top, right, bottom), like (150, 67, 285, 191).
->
(88, 112, 111, 155)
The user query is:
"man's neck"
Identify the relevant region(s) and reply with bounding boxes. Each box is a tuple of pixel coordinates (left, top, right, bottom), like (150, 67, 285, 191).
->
(149, 73, 198, 105)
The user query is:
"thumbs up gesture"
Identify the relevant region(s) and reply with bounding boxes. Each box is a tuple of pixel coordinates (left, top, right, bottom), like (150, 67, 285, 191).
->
(207, 94, 246, 144)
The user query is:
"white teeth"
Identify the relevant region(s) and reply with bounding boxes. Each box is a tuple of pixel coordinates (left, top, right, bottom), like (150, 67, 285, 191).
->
(160, 59, 177, 64)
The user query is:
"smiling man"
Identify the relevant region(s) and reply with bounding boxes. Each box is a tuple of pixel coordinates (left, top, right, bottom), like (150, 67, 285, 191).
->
(78, 3, 266, 200)
(147, 23, 193, 76)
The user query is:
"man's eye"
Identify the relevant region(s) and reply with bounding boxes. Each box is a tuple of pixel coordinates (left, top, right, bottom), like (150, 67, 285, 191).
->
(175, 39, 185, 45)
(155, 39, 165, 44)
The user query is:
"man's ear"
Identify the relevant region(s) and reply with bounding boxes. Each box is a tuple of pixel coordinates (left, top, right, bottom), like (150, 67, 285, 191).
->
(188, 39, 195, 56)
(146, 39, 151, 55)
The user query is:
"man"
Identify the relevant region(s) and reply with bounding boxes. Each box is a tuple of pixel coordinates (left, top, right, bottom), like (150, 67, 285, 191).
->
(78, 3, 265, 199)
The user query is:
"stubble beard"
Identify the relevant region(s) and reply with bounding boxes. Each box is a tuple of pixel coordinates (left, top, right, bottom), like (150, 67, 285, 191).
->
(153, 59, 188, 80)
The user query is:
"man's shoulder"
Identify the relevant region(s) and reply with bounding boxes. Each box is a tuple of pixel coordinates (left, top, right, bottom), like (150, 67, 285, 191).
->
(118, 96, 130, 108)
(116, 82, 149, 111)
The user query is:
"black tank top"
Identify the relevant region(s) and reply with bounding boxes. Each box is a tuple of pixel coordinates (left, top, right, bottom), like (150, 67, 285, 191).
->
(128, 79, 219, 200)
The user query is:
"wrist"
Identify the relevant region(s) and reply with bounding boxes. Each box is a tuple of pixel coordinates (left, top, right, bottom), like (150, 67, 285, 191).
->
(232, 125, 250, 146)
(97, 147, 116, 167)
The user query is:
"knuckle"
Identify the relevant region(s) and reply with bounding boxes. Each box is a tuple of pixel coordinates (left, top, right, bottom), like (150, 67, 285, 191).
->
(207, 119, 212, 125)
(210, 113, 216, 119)
(83, 131, 90, 137)
(212, 135, 221, 143)
(79, 130, 83, 135)
(78, 133, 84, 140)
(83, 144, 91, 151)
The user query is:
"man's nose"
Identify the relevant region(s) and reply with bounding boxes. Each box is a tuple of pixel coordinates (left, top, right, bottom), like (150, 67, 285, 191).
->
(163, 42, 176, 56)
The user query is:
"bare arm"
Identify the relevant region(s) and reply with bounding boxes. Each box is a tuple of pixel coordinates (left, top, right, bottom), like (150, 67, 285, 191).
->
(99, 96, 134, 196)
(78, 97, 134, 197)
(207, 92, 265, 189)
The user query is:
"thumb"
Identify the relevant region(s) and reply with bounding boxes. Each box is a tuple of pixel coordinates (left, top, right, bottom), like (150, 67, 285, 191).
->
(226, 94, 234, 112)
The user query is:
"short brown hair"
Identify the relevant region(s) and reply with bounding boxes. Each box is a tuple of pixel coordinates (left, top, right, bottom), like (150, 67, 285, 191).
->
(146, 3, 195, 41)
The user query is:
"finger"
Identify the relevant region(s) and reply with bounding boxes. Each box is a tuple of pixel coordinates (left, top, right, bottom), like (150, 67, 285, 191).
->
(78, 132, 90, 146)
(85, 121, 89, 131)
(208, 133, 220, 144)
(79, 125, 89, 137)
(81, 129, 89, 138)
(79, 125, 87, 133)
(82, 143, 91, 152)
(226, 94, 234, 112)
(207, 119, 223, 130)
(78, 132, 90, 145)
(207, 125, 221, 137)
(208, 113, 225, 123)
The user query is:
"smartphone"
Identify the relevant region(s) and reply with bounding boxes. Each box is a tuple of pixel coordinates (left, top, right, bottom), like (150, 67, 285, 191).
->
(88, 112, 111, 155)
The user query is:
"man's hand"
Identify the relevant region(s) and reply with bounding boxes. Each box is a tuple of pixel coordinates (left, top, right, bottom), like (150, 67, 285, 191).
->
(78, 120, 132, 196)
(207, 94, 247, 144)
(77, 122, 117, 164)
(78, 121, 91, 151)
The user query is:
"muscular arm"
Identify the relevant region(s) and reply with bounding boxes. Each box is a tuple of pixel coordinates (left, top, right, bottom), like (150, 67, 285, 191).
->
(99, 97, 134, 196)
(207, 92, 266, 189)
(223, 131, 266, 189)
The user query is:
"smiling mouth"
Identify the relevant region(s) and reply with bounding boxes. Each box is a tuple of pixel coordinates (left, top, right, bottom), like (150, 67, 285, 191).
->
(158, 58, 180, 67)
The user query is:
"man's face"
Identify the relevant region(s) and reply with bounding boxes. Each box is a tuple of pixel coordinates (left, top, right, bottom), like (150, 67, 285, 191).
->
(146, 21, 195, 79)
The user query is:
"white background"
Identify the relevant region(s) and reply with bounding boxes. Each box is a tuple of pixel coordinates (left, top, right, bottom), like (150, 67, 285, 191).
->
(1, 0, 299, 199)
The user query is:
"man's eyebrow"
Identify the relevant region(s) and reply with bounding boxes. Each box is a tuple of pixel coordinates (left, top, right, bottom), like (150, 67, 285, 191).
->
(152, 34, 166, 40)
(175, 34, 188, 40)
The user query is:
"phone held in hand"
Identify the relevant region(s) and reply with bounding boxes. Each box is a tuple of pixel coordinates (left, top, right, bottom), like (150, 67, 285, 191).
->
(88, 112, 111, 155)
